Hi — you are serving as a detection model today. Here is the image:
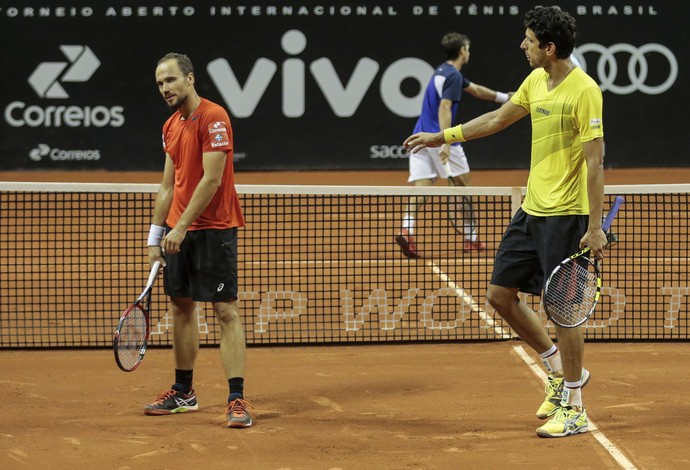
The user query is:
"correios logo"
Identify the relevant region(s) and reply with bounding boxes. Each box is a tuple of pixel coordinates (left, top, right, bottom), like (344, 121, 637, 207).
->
(4, 45, 124, 128)
(28, 144, 50, 161)
(208, 29, 433, 118)
(28, 45, 100, 99)
(29, 143, 101, 162)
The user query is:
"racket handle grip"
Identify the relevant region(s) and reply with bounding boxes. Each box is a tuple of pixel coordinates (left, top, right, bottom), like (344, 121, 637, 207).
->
(146, 261, 161, 287)
(602, 196, 624, 231)
(443, 161, 452, 179)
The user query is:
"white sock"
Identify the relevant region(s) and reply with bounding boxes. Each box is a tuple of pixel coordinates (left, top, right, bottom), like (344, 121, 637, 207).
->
(563, 381, 583, 408)
(463, 221, 477, 241)
(539, 346, 563, 376)
(402, 214, 415, 233)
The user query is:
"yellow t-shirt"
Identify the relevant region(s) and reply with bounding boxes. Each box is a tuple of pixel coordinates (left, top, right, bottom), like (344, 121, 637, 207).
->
(511, 67, 604, 216)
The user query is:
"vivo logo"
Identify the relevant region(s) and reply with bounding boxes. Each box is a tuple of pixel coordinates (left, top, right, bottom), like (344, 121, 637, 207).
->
(208, 29, 433, 118)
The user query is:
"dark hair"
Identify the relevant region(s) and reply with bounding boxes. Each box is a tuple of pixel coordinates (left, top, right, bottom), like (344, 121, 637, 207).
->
(157, 52, 194, 76)
(441, 32, 470, 61)
(524, 6, 576, 58)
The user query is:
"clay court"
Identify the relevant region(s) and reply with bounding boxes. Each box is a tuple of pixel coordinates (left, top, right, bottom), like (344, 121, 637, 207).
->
(1, 168, 689, 469)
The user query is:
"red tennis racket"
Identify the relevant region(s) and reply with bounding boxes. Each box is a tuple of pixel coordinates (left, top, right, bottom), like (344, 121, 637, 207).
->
(113, 261, 161, 372)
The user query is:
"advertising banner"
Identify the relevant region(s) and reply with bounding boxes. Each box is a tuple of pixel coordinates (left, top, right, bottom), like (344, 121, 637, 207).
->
(0, 1, 685, 171)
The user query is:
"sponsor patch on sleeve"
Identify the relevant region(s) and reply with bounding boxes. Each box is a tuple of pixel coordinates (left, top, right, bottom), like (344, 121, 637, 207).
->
(208, 121, 229, 148)
(589, 118, 602, 129)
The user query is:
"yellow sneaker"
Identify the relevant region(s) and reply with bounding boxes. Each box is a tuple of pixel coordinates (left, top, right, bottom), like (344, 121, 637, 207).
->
(536, 368, 590, 419)
(536, 376, 563, 419)
(536, 405, 588, 438)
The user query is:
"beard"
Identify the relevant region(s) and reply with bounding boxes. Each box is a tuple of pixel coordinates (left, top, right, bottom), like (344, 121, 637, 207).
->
(166, 93, 187, 111)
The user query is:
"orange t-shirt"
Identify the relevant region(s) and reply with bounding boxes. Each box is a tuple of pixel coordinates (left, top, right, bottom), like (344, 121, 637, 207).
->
(162, 98, 244, 230)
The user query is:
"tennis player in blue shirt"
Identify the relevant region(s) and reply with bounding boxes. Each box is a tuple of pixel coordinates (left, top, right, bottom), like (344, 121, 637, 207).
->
(396, 32, 511, 258)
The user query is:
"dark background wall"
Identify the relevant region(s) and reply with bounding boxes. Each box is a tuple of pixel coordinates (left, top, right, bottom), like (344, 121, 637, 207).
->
(0, 1, 684, 171)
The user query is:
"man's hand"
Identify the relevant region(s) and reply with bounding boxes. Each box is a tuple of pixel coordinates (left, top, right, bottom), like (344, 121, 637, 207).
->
(403, 131, 445, 154)
(148, 245, 166, 267)
(162, 226, 187, 254)
(439, 143, 451, 165)
(580, 227, 609, 261)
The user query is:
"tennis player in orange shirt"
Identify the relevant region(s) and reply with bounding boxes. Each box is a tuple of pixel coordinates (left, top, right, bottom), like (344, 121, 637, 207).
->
(143, 53, 252, 428)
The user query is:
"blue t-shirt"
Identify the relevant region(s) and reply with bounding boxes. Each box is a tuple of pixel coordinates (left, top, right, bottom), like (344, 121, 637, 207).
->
(412, 62, 471, 144)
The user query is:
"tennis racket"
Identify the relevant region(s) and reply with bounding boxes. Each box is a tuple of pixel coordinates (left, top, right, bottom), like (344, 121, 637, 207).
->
(113, 261, 161, 372)
(543, 196, 624, 328)
(443, 161, 473, 236)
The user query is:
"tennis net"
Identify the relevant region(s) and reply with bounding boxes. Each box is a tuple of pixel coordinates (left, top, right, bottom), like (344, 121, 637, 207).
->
(1, 182, 688, 348)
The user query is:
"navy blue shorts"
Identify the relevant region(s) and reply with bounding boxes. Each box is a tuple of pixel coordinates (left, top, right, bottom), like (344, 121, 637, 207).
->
(490, 208, 587, 296)
(163, 227, 239, 302)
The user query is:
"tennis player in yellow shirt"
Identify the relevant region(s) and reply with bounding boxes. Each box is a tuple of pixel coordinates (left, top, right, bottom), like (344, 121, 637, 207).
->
(404, 6, 608, 438)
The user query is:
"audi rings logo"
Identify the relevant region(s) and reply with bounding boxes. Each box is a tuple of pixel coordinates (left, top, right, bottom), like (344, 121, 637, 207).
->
(573, 43, 678, 95)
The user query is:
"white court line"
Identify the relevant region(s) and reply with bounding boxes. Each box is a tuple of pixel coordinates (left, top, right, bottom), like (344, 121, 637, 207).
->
(512, 345, 638, 470)
(427, 261, 511, 339)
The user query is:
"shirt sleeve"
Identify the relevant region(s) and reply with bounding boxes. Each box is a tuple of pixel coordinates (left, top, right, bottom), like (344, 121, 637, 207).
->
(161, 119, 171, 152)
(200, 108, 233, 153)
(441, 73, 463, 102)
(575, 86, 604, 142)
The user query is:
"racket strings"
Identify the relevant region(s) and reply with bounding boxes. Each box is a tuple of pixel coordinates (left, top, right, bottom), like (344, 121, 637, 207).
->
(545, 260, 598, 325)
(447, 195, 475, 237)
(116, 306, 148, 368)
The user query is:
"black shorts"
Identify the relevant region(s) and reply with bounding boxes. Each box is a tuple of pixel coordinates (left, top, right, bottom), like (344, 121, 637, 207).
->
(490, 208, 587, 296)
(164, 227, 239, 302)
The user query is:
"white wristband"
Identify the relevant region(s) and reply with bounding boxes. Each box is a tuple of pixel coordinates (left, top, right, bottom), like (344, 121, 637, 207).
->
(147, 224, 165, 246)
(495, 91, 509, 104)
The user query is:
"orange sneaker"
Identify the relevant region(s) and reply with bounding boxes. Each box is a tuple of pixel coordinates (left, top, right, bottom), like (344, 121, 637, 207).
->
(143, 388, 198, 415)
(227, 398, 254, 428)
(463, 240, 487, 252)
(395, 229, 420, 258)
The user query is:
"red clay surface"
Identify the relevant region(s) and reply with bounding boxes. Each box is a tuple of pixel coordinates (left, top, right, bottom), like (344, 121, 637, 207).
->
(1, 168, 689, 469)
(2, 343, 689, 469)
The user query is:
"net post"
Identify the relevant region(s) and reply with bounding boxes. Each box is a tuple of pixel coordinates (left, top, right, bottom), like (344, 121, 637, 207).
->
(511, 187, 523, 216)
